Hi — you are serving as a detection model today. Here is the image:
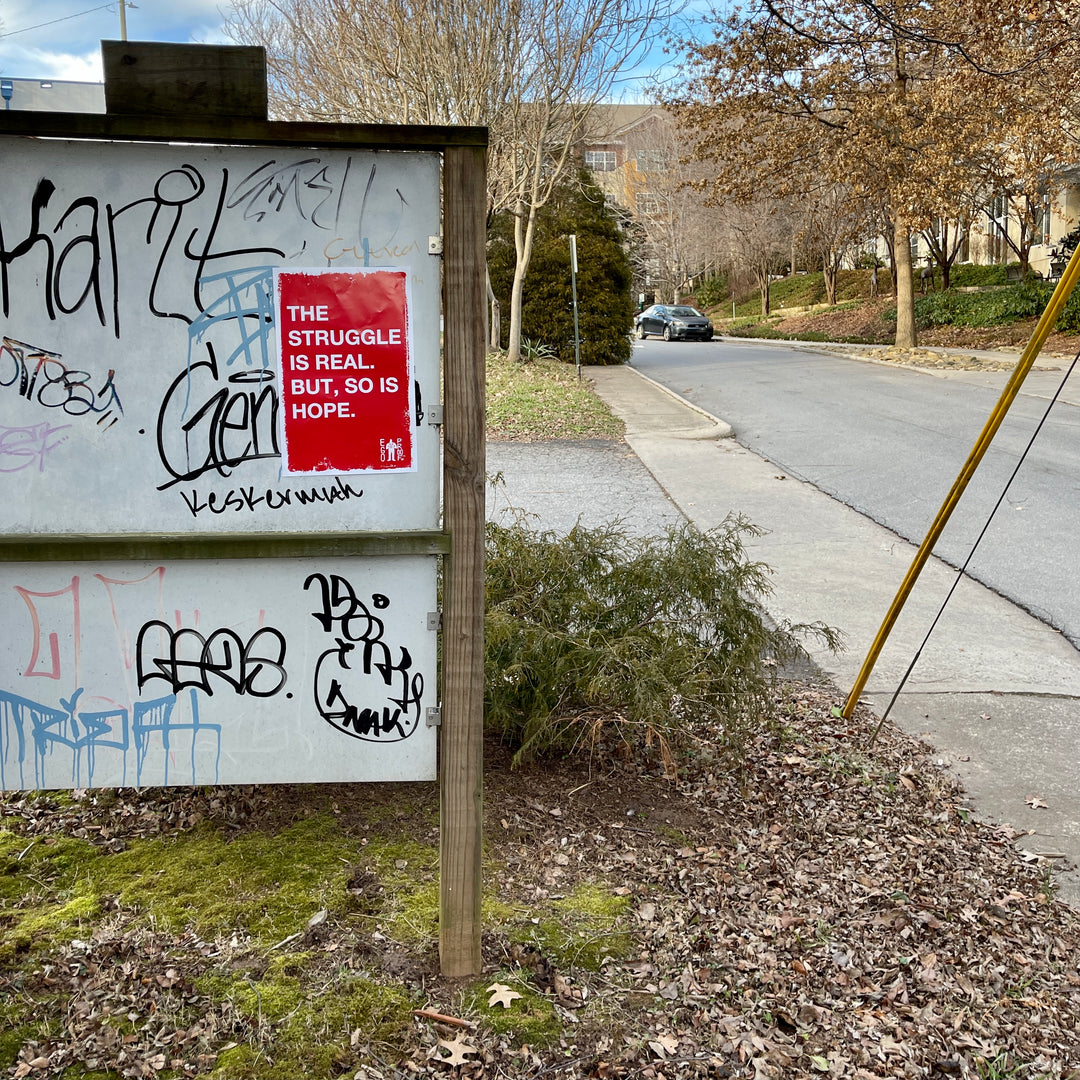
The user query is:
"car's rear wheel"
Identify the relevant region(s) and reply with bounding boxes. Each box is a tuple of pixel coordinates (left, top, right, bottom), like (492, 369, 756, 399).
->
(636, 325, 646, 339)
(663, 325, 672, 341)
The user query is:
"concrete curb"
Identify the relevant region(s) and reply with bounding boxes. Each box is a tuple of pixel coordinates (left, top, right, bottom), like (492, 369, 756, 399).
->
(617, 363, 735, 439)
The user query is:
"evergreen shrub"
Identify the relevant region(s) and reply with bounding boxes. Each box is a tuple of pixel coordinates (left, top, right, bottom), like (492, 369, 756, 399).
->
(487, 170, 635, 365)
(883, 281, 1072, 328)
(694, 274, 728, 310)
(484, 516, 841, 768)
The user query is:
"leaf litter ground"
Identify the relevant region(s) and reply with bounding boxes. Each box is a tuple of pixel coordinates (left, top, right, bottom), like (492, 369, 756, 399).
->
(2, 681, 1079, 1079)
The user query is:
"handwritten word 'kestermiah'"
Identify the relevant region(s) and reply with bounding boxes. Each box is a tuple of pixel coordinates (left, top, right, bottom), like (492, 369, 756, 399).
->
(178, 476, 363, 517)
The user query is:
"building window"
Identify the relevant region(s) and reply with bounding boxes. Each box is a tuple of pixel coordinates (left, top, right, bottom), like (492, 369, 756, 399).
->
(636, 192, 663, 216)
(988, 194, 1009, 263)
(585, 150, 617, 172)
(635, 149, 669, 172)
(1033, 191, 1051, 246)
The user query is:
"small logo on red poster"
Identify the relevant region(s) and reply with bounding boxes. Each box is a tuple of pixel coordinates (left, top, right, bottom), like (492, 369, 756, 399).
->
(275, 268, 414, 474)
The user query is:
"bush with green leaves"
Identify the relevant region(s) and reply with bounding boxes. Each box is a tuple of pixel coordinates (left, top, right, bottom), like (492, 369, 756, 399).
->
(693, 274, 729, 310)
(1054, 288, 1080, 333)
(916, 280, 1052, 327)
(487, 170, 635, 366)
(484, 516, 841, 767)
(882, 280, 1077, 329)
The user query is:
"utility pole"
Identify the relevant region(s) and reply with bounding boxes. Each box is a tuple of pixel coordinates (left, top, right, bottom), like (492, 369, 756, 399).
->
(119, 0, 130, 41)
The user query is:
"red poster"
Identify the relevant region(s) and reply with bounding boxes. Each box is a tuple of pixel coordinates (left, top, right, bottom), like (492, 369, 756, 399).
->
(275, 268, 414, 474)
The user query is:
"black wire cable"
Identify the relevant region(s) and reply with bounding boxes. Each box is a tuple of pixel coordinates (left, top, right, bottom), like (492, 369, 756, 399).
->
(866, 347, 1080, 746)
(0, 4, 114, 39)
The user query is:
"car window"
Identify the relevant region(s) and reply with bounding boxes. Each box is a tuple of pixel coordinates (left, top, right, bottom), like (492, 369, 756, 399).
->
(669, 306, 702, 317)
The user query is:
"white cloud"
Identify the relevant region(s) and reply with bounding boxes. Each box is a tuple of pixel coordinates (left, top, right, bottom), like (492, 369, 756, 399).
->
(0, 0, 234, 80)
(0, 44, 103, 81)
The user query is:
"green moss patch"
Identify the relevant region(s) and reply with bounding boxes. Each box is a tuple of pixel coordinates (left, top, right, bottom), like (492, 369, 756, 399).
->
(212, 974, 418, 1080)
(465, 980, 560, 1043)
(506, 883, 632, 972)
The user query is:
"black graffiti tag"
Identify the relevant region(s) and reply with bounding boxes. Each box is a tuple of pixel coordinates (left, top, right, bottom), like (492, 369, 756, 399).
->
(304, 573, 423, 742)
(135, 621, 287, 698)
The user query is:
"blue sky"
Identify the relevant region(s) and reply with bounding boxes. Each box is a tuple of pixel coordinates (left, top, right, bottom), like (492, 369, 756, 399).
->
(0, 1, 232, 81)
(0, 0, 709, 93)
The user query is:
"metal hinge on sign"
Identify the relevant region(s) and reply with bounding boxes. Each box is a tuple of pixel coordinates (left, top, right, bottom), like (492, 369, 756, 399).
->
(426, 707, 442, 727)
(426, 405, 444, 426)
(426, 611, 442, 631)
(428, 235, 443, 255)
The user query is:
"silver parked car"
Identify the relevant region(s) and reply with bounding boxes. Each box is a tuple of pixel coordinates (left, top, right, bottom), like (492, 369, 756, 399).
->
(634, 304, 714, 341)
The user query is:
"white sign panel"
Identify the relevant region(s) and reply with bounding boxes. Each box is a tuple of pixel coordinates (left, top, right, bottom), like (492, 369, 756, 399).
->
(0, 139, 442, 535)
(0, 555, 438, 789)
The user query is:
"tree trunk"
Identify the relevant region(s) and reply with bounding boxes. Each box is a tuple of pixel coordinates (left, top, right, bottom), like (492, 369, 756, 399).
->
(486, 266, 501, 350)
(893, 218, 917, 348)
(883, 231, 897, 296)
(823, 263, 837, 306)
(755, 265, 771, 315)
(506, 201, 538, 364)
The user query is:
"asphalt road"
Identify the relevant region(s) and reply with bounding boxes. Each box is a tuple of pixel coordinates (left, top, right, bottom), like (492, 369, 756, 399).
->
(630, 336, 1080, 648)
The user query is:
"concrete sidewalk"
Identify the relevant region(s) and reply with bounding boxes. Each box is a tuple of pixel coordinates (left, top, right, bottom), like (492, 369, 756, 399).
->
(489, 357, 1080, 905)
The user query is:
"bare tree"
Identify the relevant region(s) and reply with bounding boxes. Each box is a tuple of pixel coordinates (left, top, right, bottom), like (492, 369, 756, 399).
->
(795, 184, 869, 305)
(725, 198, 793, 316)
(618, 114, 729, 304)
(227, 0, 676, 362)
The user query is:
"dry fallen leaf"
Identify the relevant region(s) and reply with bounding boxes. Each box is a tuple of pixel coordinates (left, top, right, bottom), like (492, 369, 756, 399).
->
(1027, 796, 1049, 809)
(487, 982, 523, 1008)
(433, 1035, 479, 1066)
(648, 1034, 680, 1059)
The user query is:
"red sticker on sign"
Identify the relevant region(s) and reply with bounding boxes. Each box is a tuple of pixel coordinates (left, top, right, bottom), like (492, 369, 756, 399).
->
(275, 268, 414, 474)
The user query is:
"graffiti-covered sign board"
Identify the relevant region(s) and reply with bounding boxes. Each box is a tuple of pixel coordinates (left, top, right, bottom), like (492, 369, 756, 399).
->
(0, 139, 441, 536)
(0, 554, 437, 790)
(275, 268, 415, 474)
(0, 134, 447, 790)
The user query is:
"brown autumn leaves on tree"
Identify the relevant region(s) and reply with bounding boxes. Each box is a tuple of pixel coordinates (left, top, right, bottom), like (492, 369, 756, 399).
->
(667, 0, 1080, 347)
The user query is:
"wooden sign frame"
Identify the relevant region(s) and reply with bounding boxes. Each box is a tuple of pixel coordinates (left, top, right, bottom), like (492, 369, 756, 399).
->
(0, 43, 487, 977)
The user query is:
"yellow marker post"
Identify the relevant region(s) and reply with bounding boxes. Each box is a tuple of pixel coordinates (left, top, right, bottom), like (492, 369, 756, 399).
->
(842, 245, 1080, 719)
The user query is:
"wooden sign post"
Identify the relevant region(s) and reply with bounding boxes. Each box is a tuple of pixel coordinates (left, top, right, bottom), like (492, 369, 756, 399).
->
(0, 43, 487, 976)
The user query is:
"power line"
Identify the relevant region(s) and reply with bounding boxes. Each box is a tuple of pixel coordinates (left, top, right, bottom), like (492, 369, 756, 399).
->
(0, 4, 115, 39)
(866, 346, 1080, 747)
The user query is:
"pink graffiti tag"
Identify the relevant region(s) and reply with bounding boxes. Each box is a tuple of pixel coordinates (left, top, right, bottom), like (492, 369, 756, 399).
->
(15, 577, 81, 680)
(0, 421, 71, 473)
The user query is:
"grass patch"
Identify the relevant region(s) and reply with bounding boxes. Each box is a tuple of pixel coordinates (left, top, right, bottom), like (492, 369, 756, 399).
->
(707, 270, 877, 320)
(486, 350, 625, 441)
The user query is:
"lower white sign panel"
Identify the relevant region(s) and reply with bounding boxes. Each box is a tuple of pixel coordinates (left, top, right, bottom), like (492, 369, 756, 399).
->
(0, 555, 437, 790)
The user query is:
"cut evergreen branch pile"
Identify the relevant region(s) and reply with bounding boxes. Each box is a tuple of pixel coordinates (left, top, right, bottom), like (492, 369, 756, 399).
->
(484, 516, 842, 766)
